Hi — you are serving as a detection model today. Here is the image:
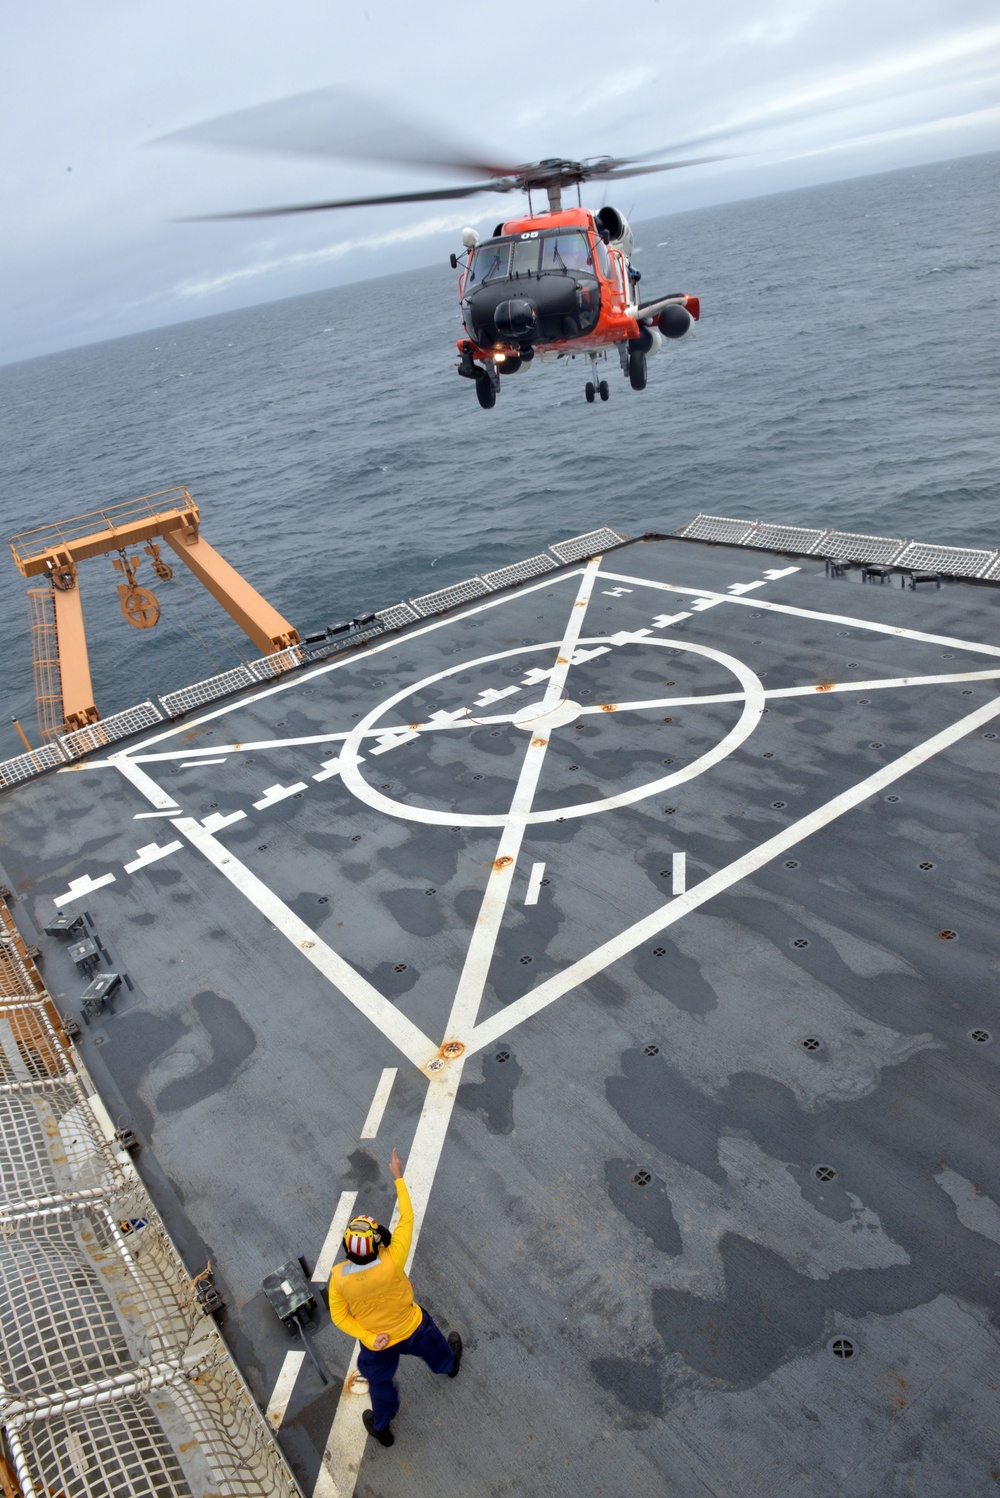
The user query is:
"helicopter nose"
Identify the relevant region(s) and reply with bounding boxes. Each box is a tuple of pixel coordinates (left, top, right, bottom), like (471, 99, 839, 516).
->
(494, 298, 538, 342)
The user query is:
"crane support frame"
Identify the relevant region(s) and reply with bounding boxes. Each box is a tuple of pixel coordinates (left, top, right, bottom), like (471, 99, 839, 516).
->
(9, 488, 299, 735)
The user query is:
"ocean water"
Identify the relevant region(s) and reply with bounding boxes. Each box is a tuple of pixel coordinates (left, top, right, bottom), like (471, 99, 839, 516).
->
(0, 150, 997, 761)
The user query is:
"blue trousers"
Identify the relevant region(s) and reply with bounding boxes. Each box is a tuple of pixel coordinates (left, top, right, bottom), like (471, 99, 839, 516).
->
(357, 1309, 455, 1430)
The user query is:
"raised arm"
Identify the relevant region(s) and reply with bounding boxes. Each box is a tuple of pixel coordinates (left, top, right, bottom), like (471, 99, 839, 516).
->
(388, 1146, 414, 1271)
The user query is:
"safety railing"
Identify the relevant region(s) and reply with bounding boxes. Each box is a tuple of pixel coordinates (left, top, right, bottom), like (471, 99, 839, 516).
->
(549, 527, 628, 563)
(10, 490, 197, 575)
(59, 702, 163, 759)
(676, 513, 1000, 578)
(0, 900, 302, 1498)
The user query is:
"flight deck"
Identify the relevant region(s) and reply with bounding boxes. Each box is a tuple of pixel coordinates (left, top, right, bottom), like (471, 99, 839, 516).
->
(2, 523, 1000, 1497)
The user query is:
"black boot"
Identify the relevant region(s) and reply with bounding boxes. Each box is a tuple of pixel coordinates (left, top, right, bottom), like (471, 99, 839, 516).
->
(362, 1409, 394, 1447)
(447, 1332, 463, 1378)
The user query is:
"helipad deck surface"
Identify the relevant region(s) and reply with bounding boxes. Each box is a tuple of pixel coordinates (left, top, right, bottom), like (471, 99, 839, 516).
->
(3, 534, 1000, 1497)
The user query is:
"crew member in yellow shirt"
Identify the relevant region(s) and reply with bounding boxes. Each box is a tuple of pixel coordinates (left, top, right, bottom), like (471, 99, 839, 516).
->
(328, 1146, 462, 1447)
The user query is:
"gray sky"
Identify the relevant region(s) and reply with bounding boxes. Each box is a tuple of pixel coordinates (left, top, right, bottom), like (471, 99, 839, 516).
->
(3, 0, 999, 364)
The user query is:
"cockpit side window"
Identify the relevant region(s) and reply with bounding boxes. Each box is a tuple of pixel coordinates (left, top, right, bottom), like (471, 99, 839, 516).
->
(468, 243, 511, 284)
(540, 232, 594, 274)
(593, 235, 612, 278)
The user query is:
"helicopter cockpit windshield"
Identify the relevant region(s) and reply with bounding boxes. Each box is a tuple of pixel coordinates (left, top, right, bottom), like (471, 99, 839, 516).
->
(463, 228, 602, 348)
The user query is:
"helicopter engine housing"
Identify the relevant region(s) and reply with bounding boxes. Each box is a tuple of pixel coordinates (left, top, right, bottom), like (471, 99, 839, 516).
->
(634, 324, 664, 356)
(658, 303, 694, 340)
(595, 206, 633, 257)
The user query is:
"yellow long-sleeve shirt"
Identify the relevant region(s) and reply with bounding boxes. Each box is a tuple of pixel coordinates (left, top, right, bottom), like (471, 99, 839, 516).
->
(328, 1177, 422, 1351)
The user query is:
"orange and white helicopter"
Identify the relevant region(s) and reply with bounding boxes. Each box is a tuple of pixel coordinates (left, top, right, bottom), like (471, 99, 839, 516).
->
(163, 89, 720, 410)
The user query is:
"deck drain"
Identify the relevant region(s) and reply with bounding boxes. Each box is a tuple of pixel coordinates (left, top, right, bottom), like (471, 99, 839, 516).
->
(663, 757, 675, 765)
(750, 612, 762, 618)
(243, 758, 254, 765)
(351, 712, 359, 718)
(659, 870, 670, 878)
(962, 689, 972, 695)
(662, 716, 673, 724)
(569, 765, 579, 772)
(393, 964, 407, 973)
(495, 1050, 510, 1063)
(753, 640, 762, 645)
(632, 1170, 651, 1188)
(540, 878, 551, 886)
(837, 631, 850, 636)
(918, 861, 934, 871)
(942, 652, 954, 658)
(762, 752, 774, 758)
(847, 662, 858, 668)
(555, 817, 566, 823)
(772, 801, 786, 809)
(293, 793, 302, 799)
(885, 795, 900, 803)
(275, 721, 286, 728)
(984, 733, 998, 741)
(425, 888, 436, 895)
(643, 1044, 660, 1057)
(793, 938, 810, 948)
(828, 1337, 856, 1360)
(785, 860, 799, 869)
(351, 834, 362, 842)
(490, 731, 501, 737)
(970, 1028, 992, 1044)
(575, 724, 585, 731)
(318, 897, 328, 905)
(857, 698, 870, 705)
(473, 774, 483, 780)
(937, 929, 957, 941)
(257, 844, 268, 851)
(208, 802, 219, 810)
(801, 1036, 822, 1051)
(519, 955, 533, 965)
(652, 947, 667, 956)
(663, 807, 676, 815)
(813, 1165, 838, 1182)
(380, 784, 390, 790)
(869, 742, 884, 749)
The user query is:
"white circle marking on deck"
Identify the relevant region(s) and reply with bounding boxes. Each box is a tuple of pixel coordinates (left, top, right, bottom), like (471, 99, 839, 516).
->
(338, 639, 764, 827)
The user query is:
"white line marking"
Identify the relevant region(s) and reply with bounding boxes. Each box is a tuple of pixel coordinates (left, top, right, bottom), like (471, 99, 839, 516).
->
(109, 755, 179, 809)
(525, 862, 546, 905)
(652, 612, 691, 627)
(672, 851, 686, 895)
(201, 810, 246, 833)
(312, 1190, 360, 1284)
(596, 569, 1000, 659)
(576, 667, 1000, 717)
(443, 562, 601, 1040)
(474, 685, 521, 706)
(727, 581, 767, 594)
(369, 727, 419, 756)
(133, 811, 177, 819)
(169, 817, 433, 1071)
(313, 751, 364, 783)
(465, 691, 1000, 1055)
(359, 1069, 397, 1139)
(266, 1350, 306, 1430)
(253, 782, 307, 809)
(53, 873, 116, 908)
(179, 758, 228, 768)
(123, 841, 182, 874)
(762, 566, 800, 579)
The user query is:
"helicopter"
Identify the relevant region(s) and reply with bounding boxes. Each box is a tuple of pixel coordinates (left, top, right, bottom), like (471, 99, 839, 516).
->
(162, 88, 722, 409)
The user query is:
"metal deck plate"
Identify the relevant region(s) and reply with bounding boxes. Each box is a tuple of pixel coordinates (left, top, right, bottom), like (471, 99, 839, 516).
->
(3, 535, 1000, 1497)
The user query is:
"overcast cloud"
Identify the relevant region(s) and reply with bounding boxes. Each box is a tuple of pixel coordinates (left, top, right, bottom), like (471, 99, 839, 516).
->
(3, 0, 999, 363)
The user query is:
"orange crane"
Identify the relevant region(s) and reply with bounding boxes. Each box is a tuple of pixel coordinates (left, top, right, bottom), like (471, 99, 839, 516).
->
(9, 488, 299, 739)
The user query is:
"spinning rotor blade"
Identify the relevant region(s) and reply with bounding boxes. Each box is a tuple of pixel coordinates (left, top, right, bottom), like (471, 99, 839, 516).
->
(586, 154, 731, 181)
(180, 180, 514, 222)
(157, 84, 520, 179)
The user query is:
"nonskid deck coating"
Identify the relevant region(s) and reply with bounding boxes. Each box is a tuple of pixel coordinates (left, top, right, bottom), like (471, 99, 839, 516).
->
(2, 534, 1000, 1497)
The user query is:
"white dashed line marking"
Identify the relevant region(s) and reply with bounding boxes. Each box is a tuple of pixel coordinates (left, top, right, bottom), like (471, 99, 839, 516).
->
(525, 862, 546, 905)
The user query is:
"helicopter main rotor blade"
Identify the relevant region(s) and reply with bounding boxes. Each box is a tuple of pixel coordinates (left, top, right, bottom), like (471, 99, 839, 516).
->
(587, 154, 731, 181)
(179, 179, 515, 222)
(157, 84, 521, 180)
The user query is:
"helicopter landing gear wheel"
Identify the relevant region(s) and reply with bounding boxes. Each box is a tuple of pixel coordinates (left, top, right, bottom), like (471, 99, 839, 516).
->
(628, 347, 647, 391)
(475, 373, 496, 409)
(585, 382, 596, 404)
(599, 379, 610, 402)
